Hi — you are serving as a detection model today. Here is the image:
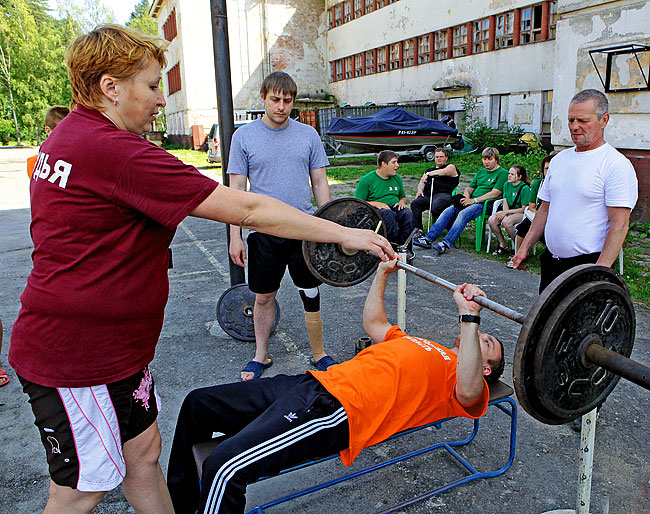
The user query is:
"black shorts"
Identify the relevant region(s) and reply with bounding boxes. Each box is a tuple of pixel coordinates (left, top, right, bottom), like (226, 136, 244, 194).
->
(18, 366, 160, 491)
(247, 232, 321, 294)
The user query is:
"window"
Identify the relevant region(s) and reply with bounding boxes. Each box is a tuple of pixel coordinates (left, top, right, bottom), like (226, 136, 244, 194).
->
(330, 62, 336, 82)
(334, 4, 342, 26)
(344, 56, 354, 79)
(375, 0, 385, 8)
(354, 53, 364, 77)
(434, 29, 447, 61)
(452, 25, 467, 57)
(473, 18, 489, 53)
(418, 34, 430, 64)
(403, 39, 414, 67)
(344, 0, 352, 23)
(495, 12, 514, 49)
(365, 50, 375, 74)
(364, 0, 374, 14)
(549, 1, 558, 39)
(520, 4, 543, 44)
(354, 0, 363, 19)
(162, 8, 177, 42)
(328, 8, 333, 29)
(336, 60, 343, 81)
(389, 42, 400, 69)
(377, 47, 387, 72)
(167, 62, 181, 94)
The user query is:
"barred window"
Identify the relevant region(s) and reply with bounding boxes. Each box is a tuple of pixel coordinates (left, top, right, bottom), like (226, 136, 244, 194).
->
(167, 62, 181, 94)
(162, 8, 177, 42)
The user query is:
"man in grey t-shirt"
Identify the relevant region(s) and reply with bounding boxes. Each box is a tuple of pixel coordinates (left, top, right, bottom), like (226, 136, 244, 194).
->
(228, 72, 336, 381)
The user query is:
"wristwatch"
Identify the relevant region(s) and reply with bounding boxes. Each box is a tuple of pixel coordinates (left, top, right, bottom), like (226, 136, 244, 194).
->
(459, 314, 480, 324)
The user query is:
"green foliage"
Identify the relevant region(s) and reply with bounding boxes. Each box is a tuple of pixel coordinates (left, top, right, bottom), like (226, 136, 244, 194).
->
(55, 0, 115, 34)
(0, 0, 77, 143)
(126, 0, 157, 36)
(460, 93, 479, 128)
(0, 117, 13, 143)
(463, 119, 524, 154)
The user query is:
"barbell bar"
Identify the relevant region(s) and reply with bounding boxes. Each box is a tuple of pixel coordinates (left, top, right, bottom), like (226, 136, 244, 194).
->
(302, 198, 650, 425)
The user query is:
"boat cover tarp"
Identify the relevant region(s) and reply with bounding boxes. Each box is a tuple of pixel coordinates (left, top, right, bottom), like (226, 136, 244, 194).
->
(327, 107, 458, 136)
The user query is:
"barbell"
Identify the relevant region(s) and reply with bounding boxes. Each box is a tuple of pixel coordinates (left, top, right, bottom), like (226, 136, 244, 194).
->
(302, 198, 650, 425)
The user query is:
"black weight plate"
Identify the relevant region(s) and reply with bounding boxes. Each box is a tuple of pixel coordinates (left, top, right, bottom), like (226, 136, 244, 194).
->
(534, 281, 635, 423)
(514, 264, 630, 425)
(216, 284, 280, 342)
(303, 198, 386, 287)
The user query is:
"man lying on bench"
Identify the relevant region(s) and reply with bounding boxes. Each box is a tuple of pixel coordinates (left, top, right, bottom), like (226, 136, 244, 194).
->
(167, 258, 505, 514)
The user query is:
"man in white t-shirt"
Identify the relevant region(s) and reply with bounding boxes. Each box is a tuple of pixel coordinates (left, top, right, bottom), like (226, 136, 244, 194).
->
(512, 89, 638, 293)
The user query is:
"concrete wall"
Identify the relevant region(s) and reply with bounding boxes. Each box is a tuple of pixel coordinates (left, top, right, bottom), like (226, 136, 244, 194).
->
(551, 0, 650, 150)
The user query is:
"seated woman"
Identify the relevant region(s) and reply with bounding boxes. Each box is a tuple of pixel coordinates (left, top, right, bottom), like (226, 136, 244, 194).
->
(410, 148, 460, 236)
(487, 164, 530, 256)
(508, 154, 555, 267)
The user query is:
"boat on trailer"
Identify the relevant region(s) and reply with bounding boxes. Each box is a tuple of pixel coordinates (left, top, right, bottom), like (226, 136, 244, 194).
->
(327, 107, 463, 160)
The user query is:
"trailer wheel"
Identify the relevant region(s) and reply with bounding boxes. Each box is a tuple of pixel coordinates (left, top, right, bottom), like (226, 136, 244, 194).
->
(423, 147, 436, 162)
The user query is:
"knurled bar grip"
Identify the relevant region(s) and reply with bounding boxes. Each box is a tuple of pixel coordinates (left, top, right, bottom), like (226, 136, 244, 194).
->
(395, 261, 527, 325)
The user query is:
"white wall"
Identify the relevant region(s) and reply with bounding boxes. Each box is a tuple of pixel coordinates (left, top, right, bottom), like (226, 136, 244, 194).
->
(551, 0, 650, 149)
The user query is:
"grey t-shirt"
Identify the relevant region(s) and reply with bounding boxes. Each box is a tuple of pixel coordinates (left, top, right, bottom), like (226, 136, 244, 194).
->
(227, 118, 330, 214)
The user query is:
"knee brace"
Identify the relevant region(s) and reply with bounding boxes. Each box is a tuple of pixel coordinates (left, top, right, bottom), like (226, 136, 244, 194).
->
(298, 287, 320, 312)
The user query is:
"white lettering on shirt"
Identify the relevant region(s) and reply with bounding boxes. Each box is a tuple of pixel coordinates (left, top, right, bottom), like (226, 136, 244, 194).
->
(33, 153, 71, 189)
(49, 159, 72, 189)
(403, 335, 451, 360)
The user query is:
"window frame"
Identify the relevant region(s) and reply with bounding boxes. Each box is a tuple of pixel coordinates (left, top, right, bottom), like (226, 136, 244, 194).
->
(473, 18, 490, 54)
(495, 11, 514, 49)
(452, 24, 468, 57)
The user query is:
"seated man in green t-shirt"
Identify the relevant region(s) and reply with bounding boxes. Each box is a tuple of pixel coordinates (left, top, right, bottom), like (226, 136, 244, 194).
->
(354, 150, 415, 256)
(414, 147, 508, 254)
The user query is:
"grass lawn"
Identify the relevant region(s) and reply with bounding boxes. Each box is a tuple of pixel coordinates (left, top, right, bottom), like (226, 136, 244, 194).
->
(168, 147, 650, 307)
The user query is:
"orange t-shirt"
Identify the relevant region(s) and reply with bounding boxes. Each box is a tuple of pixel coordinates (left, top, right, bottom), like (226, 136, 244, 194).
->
(308, 325, 489, 466)
(27, 154, 38, 179)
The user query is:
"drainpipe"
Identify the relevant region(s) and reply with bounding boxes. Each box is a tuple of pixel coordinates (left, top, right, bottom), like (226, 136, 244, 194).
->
(210, 0, 245, 286)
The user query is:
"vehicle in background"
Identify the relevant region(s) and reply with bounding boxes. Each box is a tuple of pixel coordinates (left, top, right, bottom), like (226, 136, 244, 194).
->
(207, 119, 255, 163)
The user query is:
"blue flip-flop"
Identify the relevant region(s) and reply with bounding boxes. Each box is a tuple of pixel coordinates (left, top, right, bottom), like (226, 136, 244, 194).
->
(240, 357, 273, 381)
(310, 355, 337, 371)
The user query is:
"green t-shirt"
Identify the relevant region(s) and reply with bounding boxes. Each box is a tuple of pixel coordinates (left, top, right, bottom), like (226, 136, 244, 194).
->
(468, 166, 508, 199)
(502, 181, 531, 209)
(354, 170, 406, 206)
(529, 178, 543, 206)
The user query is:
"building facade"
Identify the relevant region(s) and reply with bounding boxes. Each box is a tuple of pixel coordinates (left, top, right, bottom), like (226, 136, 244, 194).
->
(151, 1, 648, 218)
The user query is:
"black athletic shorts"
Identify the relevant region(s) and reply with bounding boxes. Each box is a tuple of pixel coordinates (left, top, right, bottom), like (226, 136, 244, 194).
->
(247, 232, 321, 294)
(18, 366, 159, 491)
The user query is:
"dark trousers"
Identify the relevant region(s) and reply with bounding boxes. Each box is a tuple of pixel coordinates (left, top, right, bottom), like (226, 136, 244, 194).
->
(167, 374, 349, 514)
(410, 193, 452, 231)
(539, 249, 601, 294)
(378, 206, 414, 245)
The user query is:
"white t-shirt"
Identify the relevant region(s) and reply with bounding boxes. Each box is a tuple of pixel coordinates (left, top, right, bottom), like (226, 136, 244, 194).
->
(538, 143, 638, 258)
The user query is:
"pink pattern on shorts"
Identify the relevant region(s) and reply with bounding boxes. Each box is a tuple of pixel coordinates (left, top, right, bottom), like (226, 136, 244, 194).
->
(133, 368, 153, 411)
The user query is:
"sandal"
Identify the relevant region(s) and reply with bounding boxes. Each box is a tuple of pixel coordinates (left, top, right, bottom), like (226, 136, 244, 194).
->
(492, 245, 508, 256)
(310, 355, 337, 371)
(0, 368, 9, 387)
(240, 357, 273, 381)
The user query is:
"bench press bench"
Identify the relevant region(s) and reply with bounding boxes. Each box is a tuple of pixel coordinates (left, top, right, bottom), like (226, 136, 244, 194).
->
(191, 379, 517, 514)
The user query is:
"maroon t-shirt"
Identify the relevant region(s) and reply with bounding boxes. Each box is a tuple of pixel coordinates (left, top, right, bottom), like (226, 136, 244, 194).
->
(9, 106, 218, 387)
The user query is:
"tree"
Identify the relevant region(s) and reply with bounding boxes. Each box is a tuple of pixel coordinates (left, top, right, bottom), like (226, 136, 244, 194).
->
(56, 0, 115, 34)
(126, 0, 157, 36)
(0, 0, 76, 143)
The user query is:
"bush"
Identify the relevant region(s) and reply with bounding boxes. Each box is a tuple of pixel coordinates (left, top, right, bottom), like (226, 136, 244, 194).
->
(464, 119, 523, 154)
(0, 119, 14, 145)
(500, 147, 549, 180)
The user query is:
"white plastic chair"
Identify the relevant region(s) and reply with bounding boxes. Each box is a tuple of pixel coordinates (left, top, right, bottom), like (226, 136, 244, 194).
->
(485, 199, 505, 254)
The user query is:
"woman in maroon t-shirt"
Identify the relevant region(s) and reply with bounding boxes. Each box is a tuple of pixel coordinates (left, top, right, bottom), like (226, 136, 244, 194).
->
(10, 24, 393, 514)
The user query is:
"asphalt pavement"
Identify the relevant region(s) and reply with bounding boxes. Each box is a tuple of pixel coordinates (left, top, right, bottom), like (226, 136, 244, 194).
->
(0, 147, 648, 514)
